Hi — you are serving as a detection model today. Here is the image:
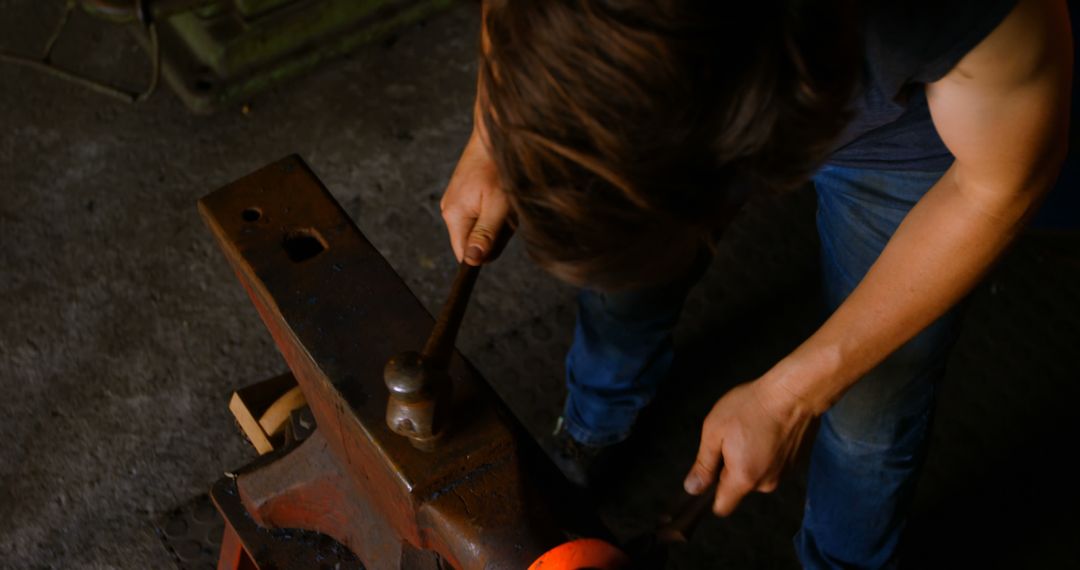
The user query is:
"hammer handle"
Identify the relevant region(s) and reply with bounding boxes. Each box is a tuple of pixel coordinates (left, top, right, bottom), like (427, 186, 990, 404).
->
(655, 482, 717, 545)
(422, 262, 480, 370)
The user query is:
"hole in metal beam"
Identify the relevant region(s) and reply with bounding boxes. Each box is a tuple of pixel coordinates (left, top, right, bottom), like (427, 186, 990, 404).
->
(282, 229, 327, 263)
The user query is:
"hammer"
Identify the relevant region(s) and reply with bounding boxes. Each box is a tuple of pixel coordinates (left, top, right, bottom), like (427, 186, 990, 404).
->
(383, 262, 480, 450)
(624, 481, 718, 568)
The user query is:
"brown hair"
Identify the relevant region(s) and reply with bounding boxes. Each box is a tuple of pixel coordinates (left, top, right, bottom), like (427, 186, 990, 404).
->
(479, 0, 860, 290)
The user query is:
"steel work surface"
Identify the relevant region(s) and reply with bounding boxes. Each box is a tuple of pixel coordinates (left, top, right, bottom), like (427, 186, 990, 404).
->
(1, 1, 1079, 568)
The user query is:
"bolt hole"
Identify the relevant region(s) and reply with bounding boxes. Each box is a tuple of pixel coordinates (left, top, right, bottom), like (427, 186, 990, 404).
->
(241, 208, 261, 222)
(283, 229, 327, 263)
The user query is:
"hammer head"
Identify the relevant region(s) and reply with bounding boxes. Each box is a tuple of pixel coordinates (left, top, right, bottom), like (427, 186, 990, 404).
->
(384, 350, 450, 451)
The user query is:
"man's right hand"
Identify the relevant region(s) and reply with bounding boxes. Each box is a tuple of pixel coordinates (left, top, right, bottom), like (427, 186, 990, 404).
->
(440, 126, 510, 266)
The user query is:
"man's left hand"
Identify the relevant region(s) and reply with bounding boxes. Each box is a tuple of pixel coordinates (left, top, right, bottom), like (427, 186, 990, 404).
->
(683, 378, 815, 516)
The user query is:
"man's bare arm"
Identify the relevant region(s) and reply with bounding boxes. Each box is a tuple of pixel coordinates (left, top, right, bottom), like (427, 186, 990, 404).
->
(685, 0, 1072, 515)
(440, 2, 511, 266)
(770, 0, 1072, 416)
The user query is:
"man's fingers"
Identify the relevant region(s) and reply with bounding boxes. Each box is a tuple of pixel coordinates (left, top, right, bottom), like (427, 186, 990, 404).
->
(712, 465, 753, 517)
(464, 222, 496, 265)
(464, 189, 510, 265)
(756, 479, 779, 493)
(684, 439, 722, 495)
(440, 127, 505, 264)
(441, 206, 476, 263)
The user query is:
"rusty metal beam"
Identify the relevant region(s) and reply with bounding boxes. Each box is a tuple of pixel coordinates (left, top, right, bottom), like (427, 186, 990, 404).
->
(199, 156, 598, 569)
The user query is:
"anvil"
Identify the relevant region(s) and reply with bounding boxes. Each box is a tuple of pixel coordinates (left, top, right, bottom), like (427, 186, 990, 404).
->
(197, 156, 628, 569)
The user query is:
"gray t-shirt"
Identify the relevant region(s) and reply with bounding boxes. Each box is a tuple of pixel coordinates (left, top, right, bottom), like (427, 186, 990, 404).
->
(827, 0, 1019, 170)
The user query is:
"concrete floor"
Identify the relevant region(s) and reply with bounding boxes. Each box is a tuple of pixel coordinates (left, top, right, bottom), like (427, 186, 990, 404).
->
(2, 2, 1079, 568)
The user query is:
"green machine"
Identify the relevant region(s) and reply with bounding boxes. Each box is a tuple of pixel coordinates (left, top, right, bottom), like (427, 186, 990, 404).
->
(1, 0, 456, 113)
(148, 0, 457, 112)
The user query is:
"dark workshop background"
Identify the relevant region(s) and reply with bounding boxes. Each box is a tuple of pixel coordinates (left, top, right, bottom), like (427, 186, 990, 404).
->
(2, 1, 1079, 568)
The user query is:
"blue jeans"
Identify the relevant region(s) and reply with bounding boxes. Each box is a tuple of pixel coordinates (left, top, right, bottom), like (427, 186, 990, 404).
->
(563, 165, 957, 568)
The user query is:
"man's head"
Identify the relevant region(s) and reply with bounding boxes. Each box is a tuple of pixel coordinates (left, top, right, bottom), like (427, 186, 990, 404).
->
(479, 0, 859, 290)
